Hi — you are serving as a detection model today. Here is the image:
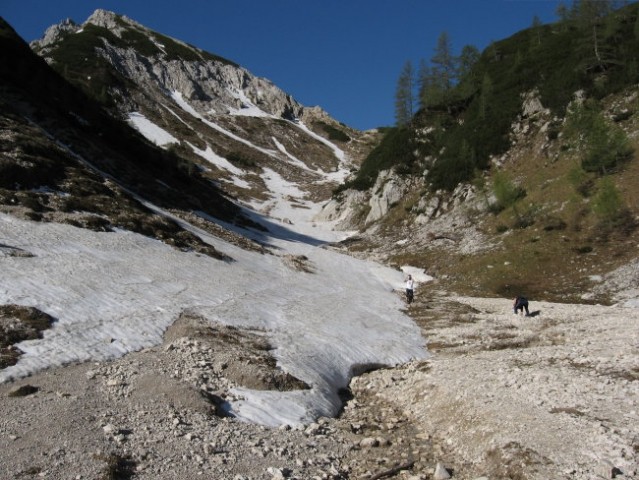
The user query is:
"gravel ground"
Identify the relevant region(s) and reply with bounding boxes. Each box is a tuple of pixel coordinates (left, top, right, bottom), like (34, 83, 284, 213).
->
(0, 292, 637, 480)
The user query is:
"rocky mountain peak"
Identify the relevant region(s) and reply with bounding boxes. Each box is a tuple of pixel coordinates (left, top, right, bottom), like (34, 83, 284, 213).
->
(31, 9, 305, 121)
(85, 8, 140, 32)
(30, 17, 78, 51)
(300, 106, 340, 126)
(21, 9, 379, 228)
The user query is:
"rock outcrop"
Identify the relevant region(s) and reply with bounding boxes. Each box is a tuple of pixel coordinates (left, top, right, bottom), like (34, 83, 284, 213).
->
(33, 9, 304, 121)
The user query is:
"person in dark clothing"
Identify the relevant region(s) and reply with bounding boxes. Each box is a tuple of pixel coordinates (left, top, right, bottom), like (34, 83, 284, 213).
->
(513, 296, 529, 316)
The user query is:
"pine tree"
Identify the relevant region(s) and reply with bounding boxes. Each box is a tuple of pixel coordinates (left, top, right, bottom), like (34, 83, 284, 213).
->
(395, 60, 414, 126)
(458, 44, 480, 80)
(592, 176, 623, 223)
(565, 101, 634, 174)
(431, 32, 456, 95)
(479, 73, 493, 120)
(560, 0, 622, 71)
(456, 44, 480, 99)
(530, 15, 543, 48)
(418, 60, 445, 109)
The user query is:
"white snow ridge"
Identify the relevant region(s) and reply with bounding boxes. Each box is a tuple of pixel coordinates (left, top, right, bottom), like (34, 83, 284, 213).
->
(0, 188, 427, 426)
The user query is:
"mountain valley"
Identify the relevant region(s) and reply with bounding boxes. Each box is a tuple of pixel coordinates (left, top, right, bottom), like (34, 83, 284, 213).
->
(0, 6, 638, 480)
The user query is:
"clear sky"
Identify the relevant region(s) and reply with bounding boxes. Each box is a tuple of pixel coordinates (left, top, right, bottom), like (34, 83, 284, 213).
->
(2, 0, 564, 130)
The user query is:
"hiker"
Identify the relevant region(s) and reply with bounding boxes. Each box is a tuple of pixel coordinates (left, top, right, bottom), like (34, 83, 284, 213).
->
(405, 274, 415, 304)
(513, 296, 529, 316)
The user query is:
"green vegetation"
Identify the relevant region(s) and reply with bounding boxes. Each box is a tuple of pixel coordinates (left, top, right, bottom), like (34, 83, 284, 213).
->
(564, 100, 634, 174)
(197, 48, 239, 67)
(227, 151, 258, 169)
(491, 171, 526, 213)
(316, 121, 351, 142)
(47, 24, 129, 105)
(336, 127, 414, 192)
(0, 133, 71, 188)
(121, 28, 162, 56)
(395, 61, 414, 126)
(358, 1, 639, 192)
(0, 15, 241, 235)
(152, 32, 203, 61)
(44, 20, 239, 105)
(567, 165, 595, 197)
(591, 176, 635, 234)
(113, 10, 237, 65)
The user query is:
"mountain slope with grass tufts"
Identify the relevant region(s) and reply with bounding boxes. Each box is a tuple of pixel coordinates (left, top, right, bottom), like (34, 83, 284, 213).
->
(323, 1, 639, 305)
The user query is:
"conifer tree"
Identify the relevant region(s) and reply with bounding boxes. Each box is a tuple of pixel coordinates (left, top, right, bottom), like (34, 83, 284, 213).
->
(431, 32, 456, 95)
(458, 44, 480, 80)
(592, 176, 624, 225)
(395, 60, 414, 126)
(418, 60, 445, 109)
(479, 73, 493, 119)
(530, 15, 543, 47)
(455, 44, 480, 100)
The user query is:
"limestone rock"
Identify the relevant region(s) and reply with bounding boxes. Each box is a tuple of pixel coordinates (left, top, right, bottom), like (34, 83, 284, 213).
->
(433, 461, 451, 480)
(366, 170, 408, 224)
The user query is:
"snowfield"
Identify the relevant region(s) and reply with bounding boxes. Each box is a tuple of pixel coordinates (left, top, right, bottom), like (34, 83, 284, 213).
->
(0, 189, 427, 427)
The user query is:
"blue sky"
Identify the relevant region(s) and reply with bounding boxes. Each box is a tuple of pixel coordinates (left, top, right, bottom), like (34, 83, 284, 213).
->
(2, 1, 563, 130)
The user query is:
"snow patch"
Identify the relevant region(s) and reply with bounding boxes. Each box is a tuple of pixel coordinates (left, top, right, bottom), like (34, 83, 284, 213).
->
(171, 91, 278, 158)
(127, 112, 178, 147)
(189, 142, 244, 176)
(227, 88, 271, 118)
(401, 265, 434, 286)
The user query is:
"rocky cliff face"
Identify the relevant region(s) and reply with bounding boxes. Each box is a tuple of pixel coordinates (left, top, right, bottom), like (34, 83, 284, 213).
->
(32, 9, 379, 208)
(32, 9, 303, 120)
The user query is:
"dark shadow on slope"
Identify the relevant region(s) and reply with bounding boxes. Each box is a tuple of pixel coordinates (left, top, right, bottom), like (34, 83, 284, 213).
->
(0, 305, 56, 369)
(194, 204, 332, 249)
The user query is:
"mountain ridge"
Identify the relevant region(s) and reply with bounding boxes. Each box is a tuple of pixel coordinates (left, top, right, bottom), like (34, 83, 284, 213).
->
(30, 9, 380, 213)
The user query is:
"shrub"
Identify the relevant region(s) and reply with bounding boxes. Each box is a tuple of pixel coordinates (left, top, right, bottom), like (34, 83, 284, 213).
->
(226, 151, 257, 169)
(592, 176, 623, 221)
(492, 171, 526, 210)
(512, 203, 538, 229)
(396, 3, 639, 193)
(347, 127, 414, 191)
(48, 24, 129, 104)
(121, 29, 162, 57)
(316, 121, 351, 142)
(565, 101, 634, 174)
(567, 166, 594, 197)
(542, 216, 567, 231)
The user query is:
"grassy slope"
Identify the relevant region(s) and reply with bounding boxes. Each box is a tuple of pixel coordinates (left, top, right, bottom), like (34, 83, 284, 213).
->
(386, 89, 639, 304)
(352, 4, 639, 304)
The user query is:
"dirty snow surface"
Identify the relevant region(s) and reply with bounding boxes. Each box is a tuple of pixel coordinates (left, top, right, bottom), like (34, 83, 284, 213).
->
(0, 198, 425, 426)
